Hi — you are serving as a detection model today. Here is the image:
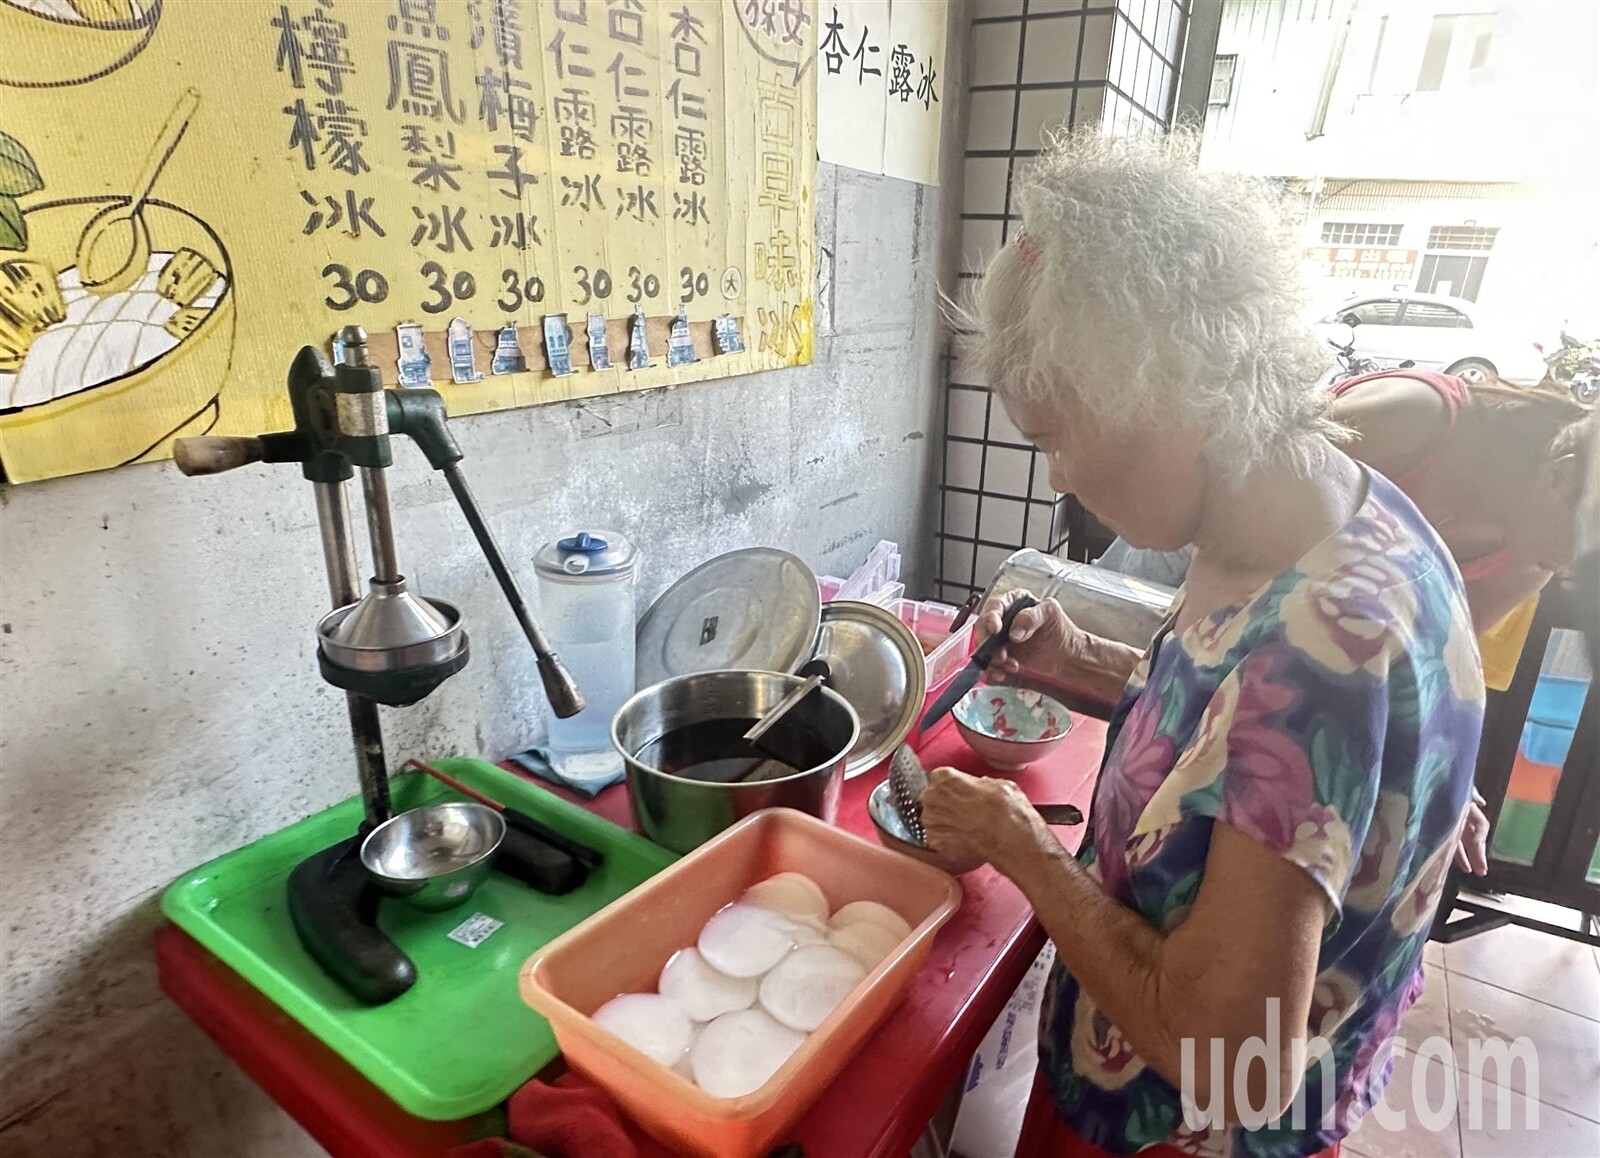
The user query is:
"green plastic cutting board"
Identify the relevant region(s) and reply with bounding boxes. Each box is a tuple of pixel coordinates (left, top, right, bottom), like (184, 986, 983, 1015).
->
(161, 757, 675, 1120)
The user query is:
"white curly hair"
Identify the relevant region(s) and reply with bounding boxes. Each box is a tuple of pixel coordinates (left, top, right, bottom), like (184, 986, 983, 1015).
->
(964, 129, 1339, 479)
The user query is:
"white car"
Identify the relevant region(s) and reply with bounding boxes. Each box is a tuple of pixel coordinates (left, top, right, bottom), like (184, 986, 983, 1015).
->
(1309, 292, 1546, 386)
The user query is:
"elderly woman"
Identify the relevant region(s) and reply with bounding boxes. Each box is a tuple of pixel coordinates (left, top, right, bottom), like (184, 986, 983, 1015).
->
(1091, 373, 1592, 879)
(1084, 373, 1593, 876)
(1096, 373, 1595, 682)
(920, 131, 1485, 1157)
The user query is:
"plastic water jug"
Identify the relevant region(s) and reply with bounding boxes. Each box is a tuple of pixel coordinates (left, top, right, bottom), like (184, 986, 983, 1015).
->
(534, 531, 638, 779)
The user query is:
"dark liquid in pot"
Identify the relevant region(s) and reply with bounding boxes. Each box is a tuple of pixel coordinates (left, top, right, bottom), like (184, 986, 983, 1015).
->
(634, 718, 839, 784)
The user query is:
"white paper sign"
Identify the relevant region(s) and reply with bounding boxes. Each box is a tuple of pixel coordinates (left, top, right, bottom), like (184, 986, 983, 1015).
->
(881, 0, 948, 185)
(817, 0, 892, 174)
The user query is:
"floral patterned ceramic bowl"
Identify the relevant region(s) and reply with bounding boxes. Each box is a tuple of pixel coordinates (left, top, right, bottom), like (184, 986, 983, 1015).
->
(952, 685, 1073, 772)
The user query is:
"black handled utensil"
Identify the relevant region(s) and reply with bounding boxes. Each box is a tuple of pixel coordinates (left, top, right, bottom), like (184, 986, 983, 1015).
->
(918, 595, 1039, 732)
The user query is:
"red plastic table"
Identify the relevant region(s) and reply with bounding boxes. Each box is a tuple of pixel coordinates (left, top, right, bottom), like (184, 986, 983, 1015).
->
(155, 713, 1108, 1158)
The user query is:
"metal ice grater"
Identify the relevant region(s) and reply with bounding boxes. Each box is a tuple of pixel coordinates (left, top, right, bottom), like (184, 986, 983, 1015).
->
(888, 744, 929, 844)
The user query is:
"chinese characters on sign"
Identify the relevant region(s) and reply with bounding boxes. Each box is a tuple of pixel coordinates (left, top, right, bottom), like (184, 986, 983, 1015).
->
(817, 0, 888, 174)
(0, 0, 817, 482)
(816, 0, 945, 183)
(1302, 246, 1420, 282)
(880, 0, 945, 184)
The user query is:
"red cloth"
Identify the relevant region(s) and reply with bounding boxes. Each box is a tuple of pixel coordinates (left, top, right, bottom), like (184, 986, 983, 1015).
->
(506, 1077, 639, 1158)
(1016, 1073, 1340, 1158)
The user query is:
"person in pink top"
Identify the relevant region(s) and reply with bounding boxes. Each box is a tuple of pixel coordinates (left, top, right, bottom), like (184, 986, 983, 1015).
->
(1099, 370, 1593, 639)
(1326, 369, 1591, 633)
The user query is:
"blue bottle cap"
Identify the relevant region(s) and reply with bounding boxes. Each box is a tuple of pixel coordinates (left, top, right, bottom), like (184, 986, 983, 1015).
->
(535, 530, 637, 578)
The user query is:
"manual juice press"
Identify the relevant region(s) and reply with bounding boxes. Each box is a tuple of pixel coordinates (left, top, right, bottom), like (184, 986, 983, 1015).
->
(173, 326, 589, 1004)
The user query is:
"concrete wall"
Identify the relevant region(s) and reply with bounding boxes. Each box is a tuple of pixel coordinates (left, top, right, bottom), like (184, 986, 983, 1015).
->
(0, 159, 948, 1156)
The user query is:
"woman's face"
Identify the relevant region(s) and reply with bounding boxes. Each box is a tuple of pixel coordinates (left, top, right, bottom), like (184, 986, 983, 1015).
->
(1003, 392, 1210, 551)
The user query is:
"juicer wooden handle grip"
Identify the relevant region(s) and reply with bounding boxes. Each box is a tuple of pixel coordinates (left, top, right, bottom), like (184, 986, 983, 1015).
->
(173, 436, 264, 476)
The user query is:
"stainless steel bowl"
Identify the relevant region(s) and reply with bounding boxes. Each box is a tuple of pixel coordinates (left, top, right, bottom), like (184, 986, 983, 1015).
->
(359, 802, 505, 911)
(865, 781, 982, 875)
(612, 670, 861, 854)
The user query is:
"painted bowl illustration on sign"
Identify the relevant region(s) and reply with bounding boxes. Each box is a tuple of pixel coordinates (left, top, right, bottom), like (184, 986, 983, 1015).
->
(0, 0, 162, 89)
(952, 685, 1073, 772)
(0, 195, 235, 480)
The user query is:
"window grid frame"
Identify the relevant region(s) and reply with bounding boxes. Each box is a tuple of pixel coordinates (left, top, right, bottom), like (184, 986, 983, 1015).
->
(1320, 221, 1405, 247)
(1426, 225, 1500, 253)
(937, 0, 1189, 601)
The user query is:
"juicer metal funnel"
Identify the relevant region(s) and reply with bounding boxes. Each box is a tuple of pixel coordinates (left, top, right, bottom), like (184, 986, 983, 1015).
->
(316, 579, 467, 706)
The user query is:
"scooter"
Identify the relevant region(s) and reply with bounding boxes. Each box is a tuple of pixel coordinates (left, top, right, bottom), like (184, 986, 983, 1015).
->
(1324, 312, 1419, 386)
(1536, 330, 1600, 391)
(1329, 334, 1378, 382)
(1569, 354, 1599, 405)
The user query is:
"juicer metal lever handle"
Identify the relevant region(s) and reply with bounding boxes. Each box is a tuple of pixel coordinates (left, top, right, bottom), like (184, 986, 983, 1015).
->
(440, 461, 586, 720)
(173, 436, 265, 476)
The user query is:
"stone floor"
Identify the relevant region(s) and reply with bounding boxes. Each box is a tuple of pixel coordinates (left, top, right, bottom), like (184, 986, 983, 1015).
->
(1345, 922, 1600, 1158)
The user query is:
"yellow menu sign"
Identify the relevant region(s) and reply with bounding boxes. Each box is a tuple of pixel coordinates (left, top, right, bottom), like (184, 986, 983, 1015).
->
(0, 0, 817, 483)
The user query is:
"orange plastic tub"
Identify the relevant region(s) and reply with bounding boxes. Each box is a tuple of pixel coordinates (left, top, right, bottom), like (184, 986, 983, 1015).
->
(519, 808, 963, 1158)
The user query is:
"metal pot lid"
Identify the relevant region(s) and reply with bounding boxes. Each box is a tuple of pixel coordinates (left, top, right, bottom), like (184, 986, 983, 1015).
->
(811, 601, 926, 779)
(636, 547, 821, 688)
(534, 530, 638, 578)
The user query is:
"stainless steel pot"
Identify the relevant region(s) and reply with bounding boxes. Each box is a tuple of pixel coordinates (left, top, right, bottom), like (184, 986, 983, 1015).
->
(612, 670, 861, 854)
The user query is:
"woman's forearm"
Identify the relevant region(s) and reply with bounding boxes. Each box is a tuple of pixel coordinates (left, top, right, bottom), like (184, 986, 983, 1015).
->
(1054, 629, 1142, 707)
(998, 829, 1317, 1122)
(998, 835, 1182, 1077)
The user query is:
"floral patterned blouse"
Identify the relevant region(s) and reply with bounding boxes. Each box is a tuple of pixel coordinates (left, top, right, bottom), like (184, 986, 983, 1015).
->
(1038, 472, 1485, 1158)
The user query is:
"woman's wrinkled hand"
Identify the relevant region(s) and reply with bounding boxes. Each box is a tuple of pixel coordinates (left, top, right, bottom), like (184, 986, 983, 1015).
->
(1454, 790, 1490, 876)
(920, 765, 1051, 877)
(977, 590, 1083, 682)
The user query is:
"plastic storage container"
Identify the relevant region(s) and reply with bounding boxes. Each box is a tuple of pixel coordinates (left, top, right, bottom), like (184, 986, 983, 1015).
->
(535, 531, 638, 779)
(519, 809, 962, 1158)
(1528, 674, 1590, 731)
(1519, 719, 1578, 768)
(818, 576, 905, 607)
(891, 597, 975, 691)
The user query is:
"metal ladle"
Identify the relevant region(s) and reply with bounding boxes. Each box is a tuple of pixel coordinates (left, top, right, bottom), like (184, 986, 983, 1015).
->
(76, 87, 199, 296)
(742, 672, 824, 744)
(727, 664, 828, 784)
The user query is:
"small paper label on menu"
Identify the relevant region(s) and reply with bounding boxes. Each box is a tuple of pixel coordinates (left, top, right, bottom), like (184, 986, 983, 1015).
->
(447, 912, 504, 949)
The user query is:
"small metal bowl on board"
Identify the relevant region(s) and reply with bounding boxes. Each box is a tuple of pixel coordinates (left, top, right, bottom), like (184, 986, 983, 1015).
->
(360, 802, 506, 912)
(865, 781, 984, 876)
